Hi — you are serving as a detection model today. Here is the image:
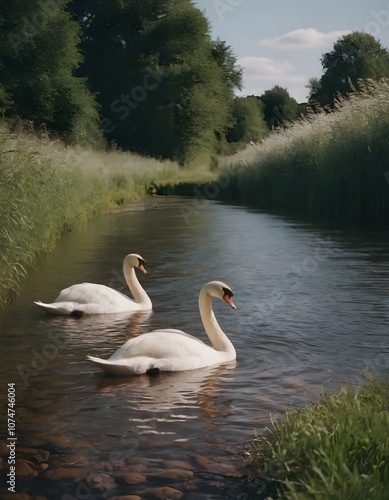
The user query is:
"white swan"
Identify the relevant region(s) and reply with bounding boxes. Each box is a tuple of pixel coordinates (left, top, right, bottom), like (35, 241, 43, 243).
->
(87, 280, 236, 375)
(34, 253, 152, 316)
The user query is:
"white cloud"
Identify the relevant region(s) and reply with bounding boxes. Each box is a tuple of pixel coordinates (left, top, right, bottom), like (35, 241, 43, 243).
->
(259, 28, 352, 50)
(237, 56, 309, 101)
(238, 56, 307, 83)
(238, 56, 296, 80)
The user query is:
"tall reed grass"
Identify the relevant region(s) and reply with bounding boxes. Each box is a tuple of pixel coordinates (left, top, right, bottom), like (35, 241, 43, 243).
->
(241, 372, 389, 499)
(220, 80, 389, 225)
(0, 125, 211, 308)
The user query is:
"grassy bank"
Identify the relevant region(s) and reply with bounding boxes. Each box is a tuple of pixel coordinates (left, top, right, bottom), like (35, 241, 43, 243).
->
(218, 80, 389, 226)
(0, 125, 215, 308)
(239, 373, 389, 499)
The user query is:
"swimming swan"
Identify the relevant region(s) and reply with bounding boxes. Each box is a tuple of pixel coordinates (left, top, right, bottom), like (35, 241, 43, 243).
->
(87, 280, 236, 375)
(34, 253, 152, 316)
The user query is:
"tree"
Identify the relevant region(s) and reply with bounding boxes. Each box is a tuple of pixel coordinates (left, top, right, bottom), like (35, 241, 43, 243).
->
(309, 32, 389, 106)
(70, 0, 241, 162)
(258, 86, 301, 129)
(211, 38, 242, 92)
(227, 96, 267, 144)
(0, 0, 101, 144)
(306, 77, 321, 102)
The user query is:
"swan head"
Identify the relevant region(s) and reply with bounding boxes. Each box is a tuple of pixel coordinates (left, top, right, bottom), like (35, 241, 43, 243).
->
(205, 281, 236, 309)
(125, 253, 147, 274)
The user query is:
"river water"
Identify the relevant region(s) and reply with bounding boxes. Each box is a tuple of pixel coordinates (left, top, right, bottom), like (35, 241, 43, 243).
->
(1, 196, 389, 499)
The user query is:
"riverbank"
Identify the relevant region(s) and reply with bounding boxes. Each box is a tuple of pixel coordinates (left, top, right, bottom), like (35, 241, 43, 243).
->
(238, 372, 389, 499)
(0, 125, 216, 308)
(214, 80, 389, 227)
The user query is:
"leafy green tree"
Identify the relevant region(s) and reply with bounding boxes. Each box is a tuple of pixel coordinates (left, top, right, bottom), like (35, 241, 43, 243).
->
(227, 96, 267, 144)
(212, 38, 242, 92)
(0, 0, 101, 143)
(71, 0, 241, 162)
(309, 32, 389, 106)
(259, 85, 301, 129)
(132, 0, 233, 161)
(306, 77, 321, 102)
(211, 38, 243, 150)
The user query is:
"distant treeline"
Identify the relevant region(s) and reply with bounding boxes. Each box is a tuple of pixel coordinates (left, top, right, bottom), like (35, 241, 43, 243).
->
(2, 2, 389, 163)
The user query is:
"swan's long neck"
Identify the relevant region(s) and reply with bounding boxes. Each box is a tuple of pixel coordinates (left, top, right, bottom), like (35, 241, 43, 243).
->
(199, 288, 235, 354)
(123, 261, 152, 308)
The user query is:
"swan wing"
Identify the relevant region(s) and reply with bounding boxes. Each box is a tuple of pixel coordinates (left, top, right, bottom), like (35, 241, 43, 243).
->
(56, 283, 134, 306)
(87, 353, 202, 375)
(109, 330, 211, 361)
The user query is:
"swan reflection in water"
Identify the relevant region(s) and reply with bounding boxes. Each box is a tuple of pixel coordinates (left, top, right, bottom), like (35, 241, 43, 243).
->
(93, 360, 237, 442)
(40, 309, 154, 352)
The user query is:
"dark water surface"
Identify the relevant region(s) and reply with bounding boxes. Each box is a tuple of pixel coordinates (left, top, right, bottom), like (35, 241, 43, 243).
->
(1, 196, 389, 499)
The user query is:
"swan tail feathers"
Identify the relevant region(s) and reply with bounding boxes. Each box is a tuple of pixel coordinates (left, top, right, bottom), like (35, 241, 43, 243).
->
(33, 300, 78, 316)
(34, 301, 61, 315)
(86, 355, 139, 376)
(86, 355, 108, 364)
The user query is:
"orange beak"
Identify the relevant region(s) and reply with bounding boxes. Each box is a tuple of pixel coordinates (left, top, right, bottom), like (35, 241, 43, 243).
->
(223, 295, 236, 309)
(138, 264, 147, 274)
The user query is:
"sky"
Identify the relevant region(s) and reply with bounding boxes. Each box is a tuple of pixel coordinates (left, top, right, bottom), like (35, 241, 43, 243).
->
(193, 0, 389, 102)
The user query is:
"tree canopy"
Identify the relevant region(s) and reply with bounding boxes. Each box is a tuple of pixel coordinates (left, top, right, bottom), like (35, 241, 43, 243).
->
(0, 0, 101, 143)
(70, 0, 242, 162)
(0, 0, 243, 161)
(258, 86, 301, 129)
(309, 32, 389, 106)
(227, 96, 267, 144)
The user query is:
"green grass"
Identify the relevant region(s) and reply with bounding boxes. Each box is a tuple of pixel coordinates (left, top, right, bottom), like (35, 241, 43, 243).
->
(219, 80, 389, 225)
(0, 124, 213, 308)
(240, 372, 389, 500)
